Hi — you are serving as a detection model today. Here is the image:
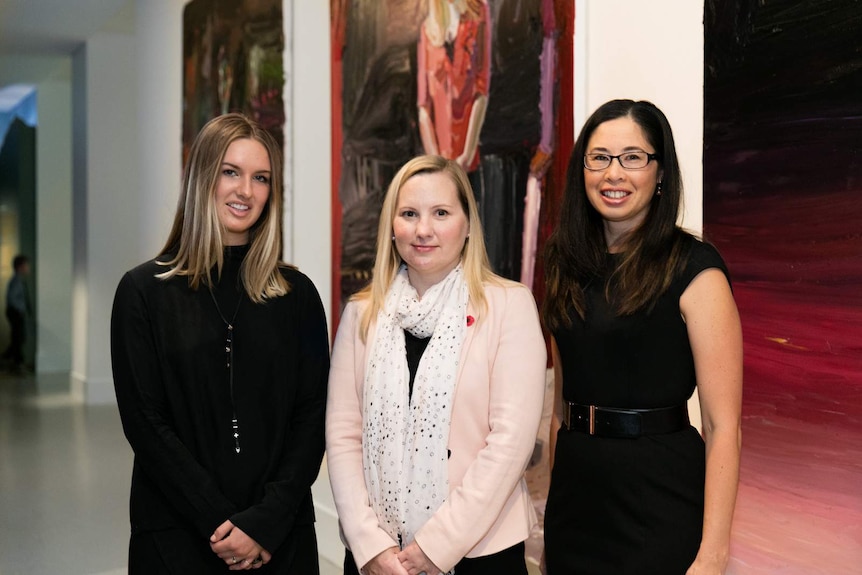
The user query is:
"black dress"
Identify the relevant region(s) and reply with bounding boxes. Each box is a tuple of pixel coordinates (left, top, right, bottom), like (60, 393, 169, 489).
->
(111, 246, 330, 573)
(544, 237, 729, 575)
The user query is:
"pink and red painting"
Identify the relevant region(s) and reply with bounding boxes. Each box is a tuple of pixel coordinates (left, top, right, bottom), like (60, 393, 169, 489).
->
(704, 1, 862, 572)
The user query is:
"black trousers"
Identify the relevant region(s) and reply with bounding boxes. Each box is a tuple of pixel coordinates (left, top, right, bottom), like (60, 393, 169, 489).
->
(343, 541, 527, 575)
(3, 307, 24, 366)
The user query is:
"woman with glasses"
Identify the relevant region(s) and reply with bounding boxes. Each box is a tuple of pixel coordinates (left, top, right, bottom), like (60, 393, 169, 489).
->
(542, 100, 742, 574)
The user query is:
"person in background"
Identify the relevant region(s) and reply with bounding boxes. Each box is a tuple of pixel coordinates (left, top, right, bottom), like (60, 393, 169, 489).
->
(542, 99, 742, 574)
(3, 254, 31, 374)
(327, 155, 546, 575)
(111, 113, 329, 573)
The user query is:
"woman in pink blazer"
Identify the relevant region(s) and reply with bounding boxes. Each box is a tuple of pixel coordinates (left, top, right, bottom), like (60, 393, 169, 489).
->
(327, 155, 547, 575)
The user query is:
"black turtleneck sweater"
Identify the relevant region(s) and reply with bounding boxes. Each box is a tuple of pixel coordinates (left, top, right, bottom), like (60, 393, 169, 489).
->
(111, 246, 329, 563)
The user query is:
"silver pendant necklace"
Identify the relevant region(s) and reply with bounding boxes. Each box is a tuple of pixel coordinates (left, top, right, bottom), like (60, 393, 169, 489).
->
(209, 288, 243, 454)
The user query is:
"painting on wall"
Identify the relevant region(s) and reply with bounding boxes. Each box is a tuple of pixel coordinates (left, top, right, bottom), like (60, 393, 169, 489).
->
(182, 0, 285, 163)
(704, 1, 862, 572)
(330, 0, 575, 324)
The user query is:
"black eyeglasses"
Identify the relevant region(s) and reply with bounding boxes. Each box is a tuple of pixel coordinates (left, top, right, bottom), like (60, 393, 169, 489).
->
(584, 152, 660, 171)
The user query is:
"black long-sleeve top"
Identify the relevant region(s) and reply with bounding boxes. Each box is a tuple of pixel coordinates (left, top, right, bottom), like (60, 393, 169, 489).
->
(110, 246, 329, 555)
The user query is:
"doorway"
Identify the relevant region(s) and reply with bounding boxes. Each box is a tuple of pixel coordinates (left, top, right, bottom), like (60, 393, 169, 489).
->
(0, 117, 37, 370)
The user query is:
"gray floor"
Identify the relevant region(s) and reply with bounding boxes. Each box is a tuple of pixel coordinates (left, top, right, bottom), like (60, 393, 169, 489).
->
(0, 371, 340, 575)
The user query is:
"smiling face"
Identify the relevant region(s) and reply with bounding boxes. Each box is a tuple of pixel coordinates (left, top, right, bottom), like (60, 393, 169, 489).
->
(393, 171, 470, 296)
(214, 138, 272, 246)
(584, 116, 662, 247)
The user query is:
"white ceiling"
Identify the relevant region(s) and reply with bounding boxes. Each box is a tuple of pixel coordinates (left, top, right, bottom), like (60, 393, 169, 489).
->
(0, 0, 133, 55)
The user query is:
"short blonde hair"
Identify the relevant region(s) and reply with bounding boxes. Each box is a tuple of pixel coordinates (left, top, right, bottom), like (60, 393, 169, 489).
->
(356, 154, 502, 339)
(157, 113, 290, 302)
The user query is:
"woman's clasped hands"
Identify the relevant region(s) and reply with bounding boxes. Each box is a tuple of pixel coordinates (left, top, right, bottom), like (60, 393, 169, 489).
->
(210, 519, 271, 570)
(363, 543, 442, 575)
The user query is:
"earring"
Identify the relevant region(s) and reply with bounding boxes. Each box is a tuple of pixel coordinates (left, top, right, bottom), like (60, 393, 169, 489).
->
(656, 181, 663, 196)
(392, 235, 395, 241)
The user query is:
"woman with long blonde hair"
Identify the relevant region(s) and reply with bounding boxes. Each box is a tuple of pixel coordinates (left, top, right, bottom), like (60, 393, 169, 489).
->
(327, 155, 546, 575)
(111, 113, 329, 573)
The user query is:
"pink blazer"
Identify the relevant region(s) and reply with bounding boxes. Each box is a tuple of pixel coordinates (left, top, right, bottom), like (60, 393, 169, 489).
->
(326, 281, 547, 573)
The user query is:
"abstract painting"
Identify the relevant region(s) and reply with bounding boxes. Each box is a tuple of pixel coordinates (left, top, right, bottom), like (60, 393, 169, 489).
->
(704, 1, 862, 572)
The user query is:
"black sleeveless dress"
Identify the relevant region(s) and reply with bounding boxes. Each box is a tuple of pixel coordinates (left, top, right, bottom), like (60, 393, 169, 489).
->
(543, 238, 729, 574)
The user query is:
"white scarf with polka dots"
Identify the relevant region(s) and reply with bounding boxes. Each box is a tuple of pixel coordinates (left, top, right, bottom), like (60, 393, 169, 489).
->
(363, 264, 468, 549)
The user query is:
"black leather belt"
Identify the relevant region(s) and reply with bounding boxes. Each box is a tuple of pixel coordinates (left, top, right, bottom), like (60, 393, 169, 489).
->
(562, 401, 690, 438)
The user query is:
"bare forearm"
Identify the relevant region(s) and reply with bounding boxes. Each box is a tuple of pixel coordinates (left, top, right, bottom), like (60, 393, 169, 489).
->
(697, 425, 741, 567)
(458, 95, 488, 166)
(418, 107, 438, 156)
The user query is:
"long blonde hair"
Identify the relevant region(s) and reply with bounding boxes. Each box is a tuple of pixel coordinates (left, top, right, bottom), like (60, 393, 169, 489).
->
(355, 154, 503, 340)
(157, 113, 290, 302)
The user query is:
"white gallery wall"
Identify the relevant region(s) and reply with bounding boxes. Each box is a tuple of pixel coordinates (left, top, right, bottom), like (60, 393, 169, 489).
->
(71, 29, 139, 403)
(135, 0, 185, 260)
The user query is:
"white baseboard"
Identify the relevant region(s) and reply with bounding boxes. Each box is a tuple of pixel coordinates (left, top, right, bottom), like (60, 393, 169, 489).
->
(69, 372, 117, 404)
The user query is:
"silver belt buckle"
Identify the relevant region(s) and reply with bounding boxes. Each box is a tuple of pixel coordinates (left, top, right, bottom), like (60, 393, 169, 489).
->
(564, 402, 597, 434)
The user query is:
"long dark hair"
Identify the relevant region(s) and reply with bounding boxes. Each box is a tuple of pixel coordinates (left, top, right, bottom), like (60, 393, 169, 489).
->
(543, 99, 692, 329)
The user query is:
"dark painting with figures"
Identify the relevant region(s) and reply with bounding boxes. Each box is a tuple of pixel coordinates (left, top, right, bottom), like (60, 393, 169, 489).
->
(183, 0, 285, 163)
